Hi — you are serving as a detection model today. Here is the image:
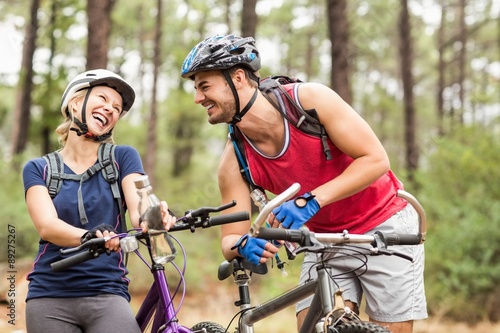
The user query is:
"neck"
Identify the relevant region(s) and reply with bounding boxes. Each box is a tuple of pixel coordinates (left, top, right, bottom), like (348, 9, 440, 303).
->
(236, 94, 284, 144)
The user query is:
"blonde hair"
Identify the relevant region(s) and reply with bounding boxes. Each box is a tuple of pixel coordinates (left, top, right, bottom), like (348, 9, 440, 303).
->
(55, 88, 114, 146)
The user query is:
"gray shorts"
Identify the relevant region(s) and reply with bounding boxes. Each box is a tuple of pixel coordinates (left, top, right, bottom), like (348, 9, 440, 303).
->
(26, 294, 141, 333)
(296, 204, 428, 322)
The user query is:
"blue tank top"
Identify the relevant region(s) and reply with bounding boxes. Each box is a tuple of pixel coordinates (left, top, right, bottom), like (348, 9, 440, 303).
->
(22, 145, 144, 301)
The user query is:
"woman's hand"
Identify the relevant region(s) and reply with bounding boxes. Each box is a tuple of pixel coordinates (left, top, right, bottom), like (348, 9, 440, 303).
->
(140, 201, 176, 233)
(160, 200, 177, 230)
(80, 224, 120, 252)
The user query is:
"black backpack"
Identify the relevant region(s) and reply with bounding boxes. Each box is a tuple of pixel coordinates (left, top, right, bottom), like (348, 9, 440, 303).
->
(229, 75, 332, 190)
(43, 142, 126, 231)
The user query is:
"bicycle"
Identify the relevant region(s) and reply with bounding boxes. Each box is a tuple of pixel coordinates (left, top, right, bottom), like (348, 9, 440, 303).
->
(51, 200, 250, 333)
(217, 183, 426, 333)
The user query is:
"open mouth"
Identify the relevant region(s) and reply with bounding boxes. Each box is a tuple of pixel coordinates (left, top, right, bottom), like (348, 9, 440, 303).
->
(92, 113, 108, 126)
(205, 103, 215, 111)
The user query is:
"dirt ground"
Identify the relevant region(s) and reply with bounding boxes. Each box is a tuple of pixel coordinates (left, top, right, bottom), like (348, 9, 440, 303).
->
(2, 286, 500, 333)
(2, 261, 499, 333)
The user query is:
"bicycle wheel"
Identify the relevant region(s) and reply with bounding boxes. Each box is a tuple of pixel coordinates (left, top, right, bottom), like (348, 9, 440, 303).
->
(328, 321, 392, 333)
(191, 321, 227, 333)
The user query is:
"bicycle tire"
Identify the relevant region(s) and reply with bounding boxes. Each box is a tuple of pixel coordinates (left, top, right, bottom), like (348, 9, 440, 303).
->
(328, 321, 392, 333)
(191, 321, 227, 333)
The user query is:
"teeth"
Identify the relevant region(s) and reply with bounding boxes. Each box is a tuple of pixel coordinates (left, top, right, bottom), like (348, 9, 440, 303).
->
(92, 113, 107, 126)
(206, 103, 214, 111)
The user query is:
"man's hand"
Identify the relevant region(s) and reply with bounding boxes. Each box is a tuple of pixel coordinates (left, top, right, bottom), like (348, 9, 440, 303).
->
(231, 234, 278, 265)
(271, 192, 320, 229)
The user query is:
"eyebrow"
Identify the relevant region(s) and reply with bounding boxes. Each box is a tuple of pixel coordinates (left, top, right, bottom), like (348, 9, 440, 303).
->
(98, 90, 123, 110)
(194, 79, 209, 90)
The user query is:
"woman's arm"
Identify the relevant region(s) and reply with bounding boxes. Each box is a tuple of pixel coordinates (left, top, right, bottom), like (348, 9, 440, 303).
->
(26, 185, 86, 247)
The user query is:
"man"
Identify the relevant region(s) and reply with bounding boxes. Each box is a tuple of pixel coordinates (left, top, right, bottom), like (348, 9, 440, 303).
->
(181, 34, 427, 333)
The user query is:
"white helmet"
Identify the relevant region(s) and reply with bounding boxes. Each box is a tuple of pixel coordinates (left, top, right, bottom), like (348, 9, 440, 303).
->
(60, 69, 135, 118)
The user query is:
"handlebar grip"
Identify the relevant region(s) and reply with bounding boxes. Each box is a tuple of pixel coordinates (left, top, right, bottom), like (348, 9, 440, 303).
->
(51, 251, 97, 272)
(256, 228, 304, 243)
(384, 233, 422, 246)
(208, 211, 250, 226)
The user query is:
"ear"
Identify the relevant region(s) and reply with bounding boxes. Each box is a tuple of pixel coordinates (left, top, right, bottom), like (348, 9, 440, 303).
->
(68, 97, 83, 118)
(232, 68, 247, 88)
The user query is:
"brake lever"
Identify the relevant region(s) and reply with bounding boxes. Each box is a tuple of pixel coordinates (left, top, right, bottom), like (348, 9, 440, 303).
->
(370, 247, 414, 262)
(60, 237, 108, 255)
(181, 200, 237, 222)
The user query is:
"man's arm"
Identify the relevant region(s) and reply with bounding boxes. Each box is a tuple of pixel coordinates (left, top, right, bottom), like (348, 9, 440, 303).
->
(217, 140, 279, 263)
(218, 140, 253, 260)
(297, 82, 391, 207)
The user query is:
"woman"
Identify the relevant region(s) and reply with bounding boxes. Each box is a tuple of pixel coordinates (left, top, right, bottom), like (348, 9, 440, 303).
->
(22, 69, 175, 333)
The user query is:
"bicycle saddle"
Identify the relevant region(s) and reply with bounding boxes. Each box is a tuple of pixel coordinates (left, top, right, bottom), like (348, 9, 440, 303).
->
(217, 258, 268, 280)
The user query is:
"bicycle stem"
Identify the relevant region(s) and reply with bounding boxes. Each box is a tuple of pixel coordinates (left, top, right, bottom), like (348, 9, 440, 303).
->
(249, 182, 301, 237)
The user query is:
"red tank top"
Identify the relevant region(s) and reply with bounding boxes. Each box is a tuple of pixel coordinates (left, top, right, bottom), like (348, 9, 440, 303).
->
(242, 84, 407, 234)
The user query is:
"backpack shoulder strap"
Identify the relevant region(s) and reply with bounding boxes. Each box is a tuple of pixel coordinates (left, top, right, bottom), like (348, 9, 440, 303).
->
(98, 143, 118, 184)
(98, 143, 126, 232)
(259, 76, 332, 160)
(42, 150, 82, 197)
(43, 151, 64, 198)
(228, 124, 263, 192)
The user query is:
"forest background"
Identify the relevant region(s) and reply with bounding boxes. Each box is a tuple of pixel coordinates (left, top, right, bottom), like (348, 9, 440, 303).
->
(0, 0, 499, 332)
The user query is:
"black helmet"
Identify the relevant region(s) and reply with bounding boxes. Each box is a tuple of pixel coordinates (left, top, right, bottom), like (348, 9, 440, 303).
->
(181, 34, 261, 79)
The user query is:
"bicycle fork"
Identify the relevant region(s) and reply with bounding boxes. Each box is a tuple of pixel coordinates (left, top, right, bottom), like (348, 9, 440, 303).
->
(311, 265, 361, 333)
(136, 264, 192, 333)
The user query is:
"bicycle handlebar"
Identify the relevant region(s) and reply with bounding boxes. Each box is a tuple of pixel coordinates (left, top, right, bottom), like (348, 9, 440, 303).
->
(248, 182, 301, 237)
(396, 189, 426, 243)
(170, 211, 249, 231)
(379, 232, 423, 246)
(250, 184, 427, 246)
(52, 238, 107, 272)
(256, 228, 422, 247)
(51, 203, 249, 272)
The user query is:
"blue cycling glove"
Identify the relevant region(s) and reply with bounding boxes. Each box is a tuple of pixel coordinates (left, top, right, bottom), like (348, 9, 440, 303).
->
(231, 234, 268, 265)
(272, 192, 320, 229)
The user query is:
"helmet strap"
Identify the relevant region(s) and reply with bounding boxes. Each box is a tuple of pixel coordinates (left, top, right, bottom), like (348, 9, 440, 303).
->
(222, 71, 240, 124)
(223, 70, 259, 124)
(232, 88, 258, 124)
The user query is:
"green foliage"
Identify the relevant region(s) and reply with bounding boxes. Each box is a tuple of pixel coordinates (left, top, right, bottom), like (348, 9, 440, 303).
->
(0, 85, 15, 129)
(420, 125, 500, 323)
(0, 155, 40, 261)
(2, 0, 500, 326)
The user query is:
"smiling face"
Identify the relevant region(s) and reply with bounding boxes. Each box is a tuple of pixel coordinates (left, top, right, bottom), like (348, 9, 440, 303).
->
(70, 86, 123, 136)
(193, 71, 237, 124)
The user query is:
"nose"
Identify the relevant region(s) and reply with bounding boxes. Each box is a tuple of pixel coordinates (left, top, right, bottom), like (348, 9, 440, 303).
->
(103, 101, 120, 114)
(194, 90, 205, 104)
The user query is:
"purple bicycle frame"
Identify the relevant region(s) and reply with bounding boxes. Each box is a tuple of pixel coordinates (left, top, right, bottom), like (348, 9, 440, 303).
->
(135, 266, 193, 333)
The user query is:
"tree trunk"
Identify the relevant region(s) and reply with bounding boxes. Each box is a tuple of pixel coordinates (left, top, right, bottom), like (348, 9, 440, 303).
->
(398, 0, 418, 181)
(224, 0, 231, 34)
(437, 4, 446, 137)
(11, 0, 40, 157)
(145, 0, 162, 183)
(326, 0, 352, 104)
(41, 0, 59, 155)
(457, 0, 467, 125)
(241, 0, 258, 38)
(86, 0, 115, 69)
